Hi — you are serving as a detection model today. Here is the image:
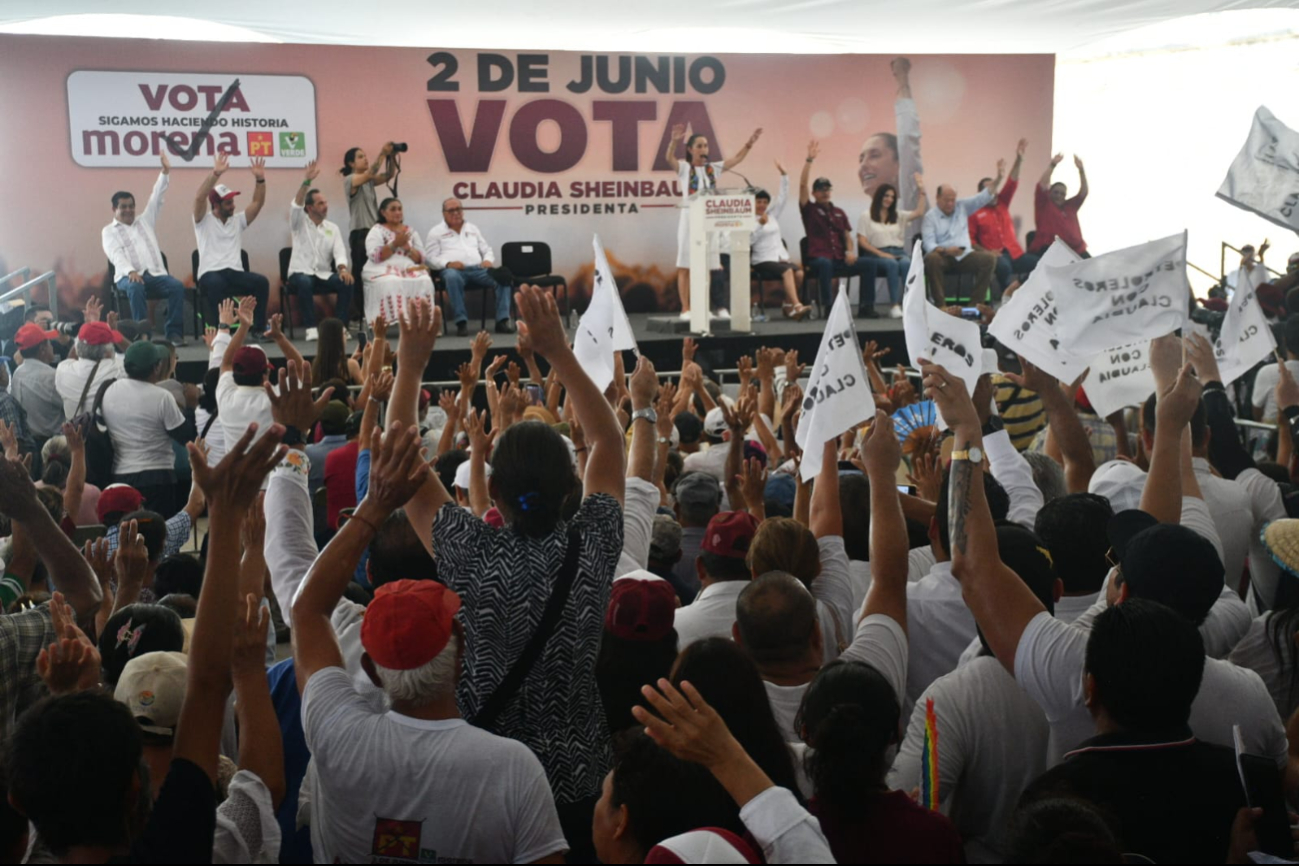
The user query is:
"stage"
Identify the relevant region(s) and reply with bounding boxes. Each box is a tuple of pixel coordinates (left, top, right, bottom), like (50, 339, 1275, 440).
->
(172, 308, 910, 386)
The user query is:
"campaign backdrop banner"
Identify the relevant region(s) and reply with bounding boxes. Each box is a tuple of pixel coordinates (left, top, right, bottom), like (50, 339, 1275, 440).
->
(0, 35, 1054, 315)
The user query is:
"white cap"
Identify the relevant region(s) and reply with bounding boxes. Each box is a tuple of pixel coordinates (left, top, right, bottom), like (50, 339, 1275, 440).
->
(704, 407, 728, 439)
(453, 459, 491, 491)
(1087, 459, 1146, 513)
(114, 651, 188, 738)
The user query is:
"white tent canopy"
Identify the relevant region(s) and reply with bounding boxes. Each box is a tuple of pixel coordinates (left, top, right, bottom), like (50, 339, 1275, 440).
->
(1, 1, 1297, 52)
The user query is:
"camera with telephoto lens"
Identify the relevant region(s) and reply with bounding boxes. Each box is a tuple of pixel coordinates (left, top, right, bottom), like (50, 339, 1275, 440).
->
(1188, 304, 1226, 339)
(391, 142, 409, 153)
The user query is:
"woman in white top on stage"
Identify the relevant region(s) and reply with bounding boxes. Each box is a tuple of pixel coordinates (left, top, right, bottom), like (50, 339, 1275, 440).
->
(751, 162, 811, 320)
(666, 122, 762, 319)
(362, 197, 435, 324)
(857, 176, 927, 318)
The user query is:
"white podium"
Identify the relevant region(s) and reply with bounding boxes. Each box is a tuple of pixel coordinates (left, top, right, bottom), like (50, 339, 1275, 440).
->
(687, 190, 757, 335)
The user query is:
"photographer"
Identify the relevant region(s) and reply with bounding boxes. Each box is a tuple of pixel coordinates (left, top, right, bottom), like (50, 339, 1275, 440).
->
(341, 142, 402, 323)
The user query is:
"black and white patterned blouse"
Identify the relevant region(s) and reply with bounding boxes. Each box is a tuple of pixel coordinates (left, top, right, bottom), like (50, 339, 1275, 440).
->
(434, 493, 623, 804)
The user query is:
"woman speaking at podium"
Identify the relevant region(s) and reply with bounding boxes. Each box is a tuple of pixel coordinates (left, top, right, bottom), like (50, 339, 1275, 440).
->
(362, 197, 434, 324)
(666, 123, 762, 319)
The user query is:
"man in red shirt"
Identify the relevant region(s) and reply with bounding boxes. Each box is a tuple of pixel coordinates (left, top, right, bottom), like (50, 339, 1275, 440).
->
(323, 411, 361, 530)
(969, 138, 1038, 298)
(1030, 153, 1089, 257)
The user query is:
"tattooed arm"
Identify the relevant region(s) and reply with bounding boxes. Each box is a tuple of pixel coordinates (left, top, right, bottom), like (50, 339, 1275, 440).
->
(922, 361, 1045, 674)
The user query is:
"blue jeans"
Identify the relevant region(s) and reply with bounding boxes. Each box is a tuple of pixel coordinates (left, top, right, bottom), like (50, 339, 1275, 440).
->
(805, 256, 881, 309)
(441, 266, 511, 323)
(287, 273, 353, 329)
(198, 268, 270, 332)
(864, 246, 911, 303)
(117, 272, 186, 339)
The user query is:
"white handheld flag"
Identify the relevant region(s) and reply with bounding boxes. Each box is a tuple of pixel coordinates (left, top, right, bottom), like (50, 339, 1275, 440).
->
(987, 240, 1091, 384)
(1217, 106, 1299, 232)
(794, 287, 875, 481)
(593, 235, 638, 354)
(901, 238, 983, 394)
(1214, 265, 1277, 386)
(1081, 342, 1156, 419)
(1047, 231, 1189, 357)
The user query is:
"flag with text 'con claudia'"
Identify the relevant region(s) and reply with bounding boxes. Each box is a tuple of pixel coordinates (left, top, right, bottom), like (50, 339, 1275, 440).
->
(1217, 106, 1299, 233)
(987, 239, 1091, 384)
(795, 286, 874, 481)
(1046, 231, 1189, 357)
(1214, 264, 1276, 387)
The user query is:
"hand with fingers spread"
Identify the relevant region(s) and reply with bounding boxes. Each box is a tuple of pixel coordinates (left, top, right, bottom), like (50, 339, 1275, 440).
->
(499, 385, 524, 428)
(780, 382, 803, 425)
(731, 393, 757, 434)
(505, 361, 522, 389)
(37, 591, 101, 695)
(738, 457, 768, 511)
(920, 360, 979, 432)
(632, 678, 749, 772)
(361, 422, 429, 515)
(682, 337, 698, 365)
(907, 438, 944, 502)
(785, 349, 806, 383)
(369, 369, 395, 404)
(203, 326, 219, 351)
(890, 366, 918, 409)
(470, 330, 492, 367)
(439, 387, 462, 422)
(515, 285, 569, 358)
(656, 382, 678, 440)
(396, 297, 442, 369)
(266, 360, 334, 431)
(485, 354, 508, 380)
(0, 419, 18, 462)
(737, 355, 754, 391)
(217, 297, 237, 329)
(456, 360, 478, 393)
(114, 518, 150, 593)
(1278, 357, 1299, 413)
(1183, 332, 1222, 385)
(756, 347, 776, 383)
(188, 423, 287, 515)
(267, 313, 286, 341)
(463, 407, 493, 455)
(83, 296, 103, 324)
(84, 536, 113, 609)
(629, 356, 658, 410)
(1004, 354, 1056, 395)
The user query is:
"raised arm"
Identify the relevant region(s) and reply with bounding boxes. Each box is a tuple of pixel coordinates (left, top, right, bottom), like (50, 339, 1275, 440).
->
(62, 423, 86, 527)
(721, 128, 762, 172)
(1072, 155, 1088, 204)
(626, 357, 659, 484)
(293, 422, 426, 691)
(1010, 359, 1096, 492)
(1008, 139, 1026, 185)
(799, 140, 818, 208)
(665, 123, 686, 170)
(244, 158, 267, 226)
(1038, 152, 1063, 191)
(370, 142, 396, 185)
(809, 436, 843, 539)
(519, 285, 626, 505)
(268, 313, 304, 367)
(230, 593, 285, 808)
(462, 409, 493, 518)
(194, 152, 228, 224)
(221, 296, 256, 374)
(924, 361, 1044, 673)
(293, 160, 320, 208)
(178, 423, 287, 785)
(1140, 335, 1202, 524)
(860, 411, 908, 629)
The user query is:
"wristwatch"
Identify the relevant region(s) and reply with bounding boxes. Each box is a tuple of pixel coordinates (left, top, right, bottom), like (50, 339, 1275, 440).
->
(632, 407, 658, 426)
(950, 445, 983, 464)
(982, 416, 1005, 437)
(656, 435, 672, 445)
(281, 426, 304, 447)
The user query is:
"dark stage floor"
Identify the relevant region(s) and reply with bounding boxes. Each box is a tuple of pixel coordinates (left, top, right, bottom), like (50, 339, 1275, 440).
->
(173, 309, 909, 385)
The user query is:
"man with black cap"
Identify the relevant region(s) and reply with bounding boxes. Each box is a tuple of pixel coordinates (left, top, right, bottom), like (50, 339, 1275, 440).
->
(193, 152, 270, 338)
(292, 416, 567, 864)
(800, 139, 882, 315)
(669, 472, 722, 602)
(101, 340, 196, 517)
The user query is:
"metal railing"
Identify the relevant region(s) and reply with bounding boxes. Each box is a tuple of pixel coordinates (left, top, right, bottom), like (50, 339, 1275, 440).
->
(0, 268, 31, 289)
(0, 271, 56, 318)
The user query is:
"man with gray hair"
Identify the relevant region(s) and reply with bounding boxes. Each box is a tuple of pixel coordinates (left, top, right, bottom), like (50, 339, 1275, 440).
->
(425, 197, 514, 336)
(54, 320, 126, 420)
(292, 421, 567, 864)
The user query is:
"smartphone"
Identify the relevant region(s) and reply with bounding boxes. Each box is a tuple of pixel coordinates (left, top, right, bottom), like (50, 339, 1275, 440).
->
(897, 485, 915, 495)
(356, 330, 369, 352)
(960, 307, 980, 320)
(1239, 752, 1293, 858)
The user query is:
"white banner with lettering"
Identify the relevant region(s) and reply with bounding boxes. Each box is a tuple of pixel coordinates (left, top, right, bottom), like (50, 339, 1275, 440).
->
(573, 234, 639, 391)
(1215, 265, 1277, 386)
(901, 238, 983, 393)
(1217, 106, 1299, 233)
(795, 287, 875, 481)
(987, 239, 1090, 384)
(1047, 231, 1189, 357)
(593, 235, 638, 353)
(1082, 342, 1156, 420)
(67, 70, 318, 168)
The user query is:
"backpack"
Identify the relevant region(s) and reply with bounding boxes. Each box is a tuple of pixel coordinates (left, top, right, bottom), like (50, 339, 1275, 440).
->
(68, 361, 117, 489)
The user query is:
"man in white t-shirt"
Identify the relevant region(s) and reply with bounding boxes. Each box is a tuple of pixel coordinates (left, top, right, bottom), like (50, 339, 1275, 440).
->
(54, 321, 126, 421)
(293, 428, 567, 864)
(1252, 317, 1299, 422)
(101, 340, 196, 518)
(288, 160, 354, 342)
(193, 153, 270, 338)
(216, 298, 302, 450)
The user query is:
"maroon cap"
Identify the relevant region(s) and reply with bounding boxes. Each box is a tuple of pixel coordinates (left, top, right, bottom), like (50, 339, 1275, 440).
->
(701, 511, 759, 559)
(361, 579, 462, 670)
(605, 577, 676, 642)
(79, 321, 125, 346)
(232, 345, 271, 378)
(14, 322, 59, 351)
(97, 483, 144, 522)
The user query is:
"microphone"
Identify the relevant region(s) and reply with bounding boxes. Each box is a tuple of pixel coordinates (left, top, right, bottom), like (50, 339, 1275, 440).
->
(723, 168, 757, 193)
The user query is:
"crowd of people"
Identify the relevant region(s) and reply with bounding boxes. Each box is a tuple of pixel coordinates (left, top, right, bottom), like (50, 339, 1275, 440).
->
(0, 226, 1297, 861)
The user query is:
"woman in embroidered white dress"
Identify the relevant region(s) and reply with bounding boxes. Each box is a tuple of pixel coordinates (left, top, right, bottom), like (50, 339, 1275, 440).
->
(664, 123, 762, 318)
(362, 197, 435, 324)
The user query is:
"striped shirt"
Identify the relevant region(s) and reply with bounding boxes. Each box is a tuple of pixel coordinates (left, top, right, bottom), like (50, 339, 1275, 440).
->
(992, 375, 1045, 451)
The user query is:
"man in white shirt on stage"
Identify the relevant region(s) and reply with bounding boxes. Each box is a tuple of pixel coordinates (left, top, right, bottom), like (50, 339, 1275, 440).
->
(102, 151, 188, 345)
(288, 161, 354, 341)
(193, 153, 270, 341)
(425, 198, 513, 337)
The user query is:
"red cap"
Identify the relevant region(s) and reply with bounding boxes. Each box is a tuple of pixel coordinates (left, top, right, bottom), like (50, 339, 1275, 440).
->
(701, 511, 759, 559)
(361, 579, 462, 670)
(1258, 283, 1284, 317)
(78, 321, 124, 346)
(14, 322, 59, 351)
(232, 346, 272, 378)
(1200, 297, 1228, 313)
(97, 483, 144, 522)
(605, 577, 676, 642)
(483, 506, 505, 529)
